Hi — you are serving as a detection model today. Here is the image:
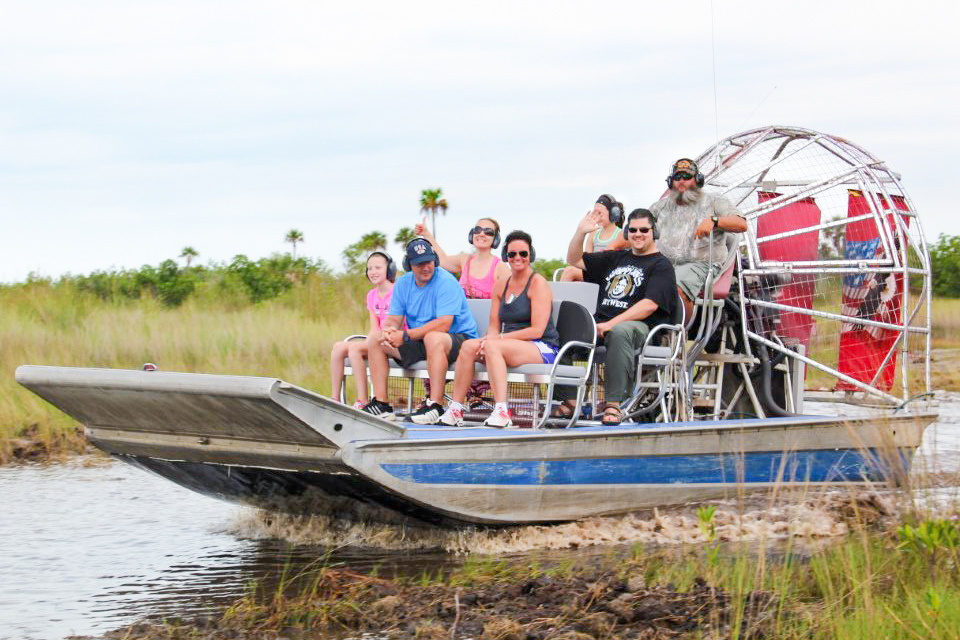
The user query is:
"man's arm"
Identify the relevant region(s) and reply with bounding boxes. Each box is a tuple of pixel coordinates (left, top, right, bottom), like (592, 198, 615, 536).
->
(567, 211, 600, 269)
(406, 315, 453, 340)
(694, 196, 748, 238)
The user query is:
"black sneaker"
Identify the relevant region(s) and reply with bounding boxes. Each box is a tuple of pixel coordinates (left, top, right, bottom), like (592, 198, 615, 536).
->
(361, 399, 395, 421)
(410, 401, 444, 425)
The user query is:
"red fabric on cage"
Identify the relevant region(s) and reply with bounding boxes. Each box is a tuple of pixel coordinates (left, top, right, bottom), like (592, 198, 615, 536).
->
(755, 191, 821, 350)
(836, 190, 909, 392)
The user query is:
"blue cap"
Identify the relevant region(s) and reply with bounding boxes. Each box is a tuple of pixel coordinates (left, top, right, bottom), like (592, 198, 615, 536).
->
(405, 238, 437, 266)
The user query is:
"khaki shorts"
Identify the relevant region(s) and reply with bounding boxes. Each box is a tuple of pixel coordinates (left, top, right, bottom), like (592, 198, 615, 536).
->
(675, 261, 713, 302)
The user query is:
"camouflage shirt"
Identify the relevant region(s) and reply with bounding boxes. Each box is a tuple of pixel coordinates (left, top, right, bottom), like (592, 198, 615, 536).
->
(649, 191, 741, 265)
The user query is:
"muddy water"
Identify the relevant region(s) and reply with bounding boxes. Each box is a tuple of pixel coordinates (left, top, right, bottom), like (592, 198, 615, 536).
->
(1, 392, 958, 640)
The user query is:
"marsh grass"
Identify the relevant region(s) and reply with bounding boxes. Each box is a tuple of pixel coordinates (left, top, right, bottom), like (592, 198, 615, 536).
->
(0, 273, 369, 463)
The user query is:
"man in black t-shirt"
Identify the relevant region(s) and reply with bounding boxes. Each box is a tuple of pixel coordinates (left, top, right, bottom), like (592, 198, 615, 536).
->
(562, 208, 677, 424)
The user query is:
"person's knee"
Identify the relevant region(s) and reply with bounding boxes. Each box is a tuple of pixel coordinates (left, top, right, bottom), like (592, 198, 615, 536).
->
(423, 331, 451, 355)
(459, 339, 481, 359)
(346, 341, 366, 357)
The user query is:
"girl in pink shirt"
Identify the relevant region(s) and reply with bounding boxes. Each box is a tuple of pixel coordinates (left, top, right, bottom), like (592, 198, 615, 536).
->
(330, 252, 395, 408)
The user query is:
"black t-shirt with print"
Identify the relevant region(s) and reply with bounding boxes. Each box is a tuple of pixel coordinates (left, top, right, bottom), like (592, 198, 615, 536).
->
(582, 250, 676, 327)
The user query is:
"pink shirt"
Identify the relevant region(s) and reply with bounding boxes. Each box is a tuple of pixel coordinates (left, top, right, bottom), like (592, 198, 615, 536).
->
(459, 255, 501, 299)
(366, 287, 393, 329)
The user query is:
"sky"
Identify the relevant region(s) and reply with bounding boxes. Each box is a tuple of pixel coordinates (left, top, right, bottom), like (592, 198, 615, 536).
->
(2, 0, 957, 283)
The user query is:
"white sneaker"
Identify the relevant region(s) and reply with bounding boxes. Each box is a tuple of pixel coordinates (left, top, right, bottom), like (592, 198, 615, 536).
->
(410, 401, 444, 425)
(351, 400, 365, 410)
(438, 406, 464, 427)
(484, 407, 513, 428)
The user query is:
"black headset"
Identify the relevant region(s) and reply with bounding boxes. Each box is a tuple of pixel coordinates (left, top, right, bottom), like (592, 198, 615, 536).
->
(597, 194, 624, 227)
(501, 230, 536, 263)
(365, 251, 397, 282)
(665, 158, 705, 188)
(623, 208, 659, 240)
(402, 238, 439, 272)
(466, 221, 501, 248)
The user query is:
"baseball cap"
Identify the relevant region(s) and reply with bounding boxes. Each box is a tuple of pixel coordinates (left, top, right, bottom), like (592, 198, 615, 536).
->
(671, 158, 699, 176)
(405, 238, 437, 266)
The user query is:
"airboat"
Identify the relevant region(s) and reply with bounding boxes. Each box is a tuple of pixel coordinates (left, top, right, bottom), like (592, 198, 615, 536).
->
(17, 126, 938, 527)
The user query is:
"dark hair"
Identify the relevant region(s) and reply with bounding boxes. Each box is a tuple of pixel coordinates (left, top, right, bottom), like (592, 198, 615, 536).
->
(503, 229, 532, 250)
(626, 208, 655, 227)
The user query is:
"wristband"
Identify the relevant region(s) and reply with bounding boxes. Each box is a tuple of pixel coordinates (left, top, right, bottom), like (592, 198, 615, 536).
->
(402, 330, 410, 343)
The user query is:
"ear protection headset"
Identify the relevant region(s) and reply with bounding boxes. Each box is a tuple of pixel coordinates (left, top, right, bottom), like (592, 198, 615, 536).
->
(623, 209, 659, 240)
(402, 238, 439, 272)
(467, 222, 501, 249)
(665, 158, 705, 188)
(597, 194, 624, 227)
(366, 251, 397, 282)
(501, 231, 536, 263)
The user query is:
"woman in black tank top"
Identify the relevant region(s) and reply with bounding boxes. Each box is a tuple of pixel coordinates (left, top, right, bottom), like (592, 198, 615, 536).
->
(436, 231, 559, 428)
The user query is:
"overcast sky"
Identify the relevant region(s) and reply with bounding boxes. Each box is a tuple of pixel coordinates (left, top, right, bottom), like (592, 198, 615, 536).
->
(2, 0, 957, 283)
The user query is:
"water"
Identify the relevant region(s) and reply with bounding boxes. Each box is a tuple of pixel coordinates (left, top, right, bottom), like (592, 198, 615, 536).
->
(1, 392, 958, 639)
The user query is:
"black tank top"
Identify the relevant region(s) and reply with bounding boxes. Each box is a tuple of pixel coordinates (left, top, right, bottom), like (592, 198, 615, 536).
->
(499, 275, 560, 348)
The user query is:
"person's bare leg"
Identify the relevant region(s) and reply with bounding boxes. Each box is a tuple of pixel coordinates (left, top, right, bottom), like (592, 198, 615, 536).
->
(450, 339, 482, 404)
(366, 330, 391, 402)
(347, 341, 370, 404)
(483, 339, 542, 402)
(423, 331, 453, 404)
(329, 341, 350, 399)
(679, 286, 693, 327)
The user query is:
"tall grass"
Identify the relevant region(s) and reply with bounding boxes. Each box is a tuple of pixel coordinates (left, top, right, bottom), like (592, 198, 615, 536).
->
(0, 273, 369, 462)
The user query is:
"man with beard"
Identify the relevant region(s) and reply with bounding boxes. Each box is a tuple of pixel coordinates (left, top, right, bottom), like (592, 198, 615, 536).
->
(556, 208, 676, 424)
(649, 158, 747, 321)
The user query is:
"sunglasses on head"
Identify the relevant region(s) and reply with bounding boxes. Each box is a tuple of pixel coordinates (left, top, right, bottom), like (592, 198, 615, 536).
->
(672, 172, 694, 181)
(506, 250, 530, 259)
(471, 226, 496, 237)
(627, 226, 652, 235)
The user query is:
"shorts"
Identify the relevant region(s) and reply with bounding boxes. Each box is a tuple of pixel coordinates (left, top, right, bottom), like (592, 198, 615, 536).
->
(675, 261, 712, 302)
(534, 340, 559, 364)
(397, 332, 471, 368)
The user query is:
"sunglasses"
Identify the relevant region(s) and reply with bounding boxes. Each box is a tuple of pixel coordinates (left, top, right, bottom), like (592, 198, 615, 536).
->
(471, 226, 496, 237)
(672, 172, 694, 181)
(627, 226, 652, 235)
(506, 250, 530, 259)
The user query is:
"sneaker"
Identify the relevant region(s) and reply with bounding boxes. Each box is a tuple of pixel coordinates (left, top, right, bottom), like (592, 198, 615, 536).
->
(484, 407, 513, 428)
(361, 399, 395, 421)
(437, 406, 464, 427)
(410, 401, 444, 425)
(351, 400, 365, 410)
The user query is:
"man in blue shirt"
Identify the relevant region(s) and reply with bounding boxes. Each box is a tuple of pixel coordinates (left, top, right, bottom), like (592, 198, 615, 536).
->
(363, 238, 479, 422)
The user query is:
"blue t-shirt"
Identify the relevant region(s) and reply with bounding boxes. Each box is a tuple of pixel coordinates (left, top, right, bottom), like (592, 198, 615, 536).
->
(389, 267, 479, 337)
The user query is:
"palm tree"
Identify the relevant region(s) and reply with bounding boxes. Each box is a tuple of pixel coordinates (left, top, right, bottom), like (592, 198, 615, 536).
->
(179, 246, 198, 267)
(419, 188, 448, 237)
(357, 231, 387, 252)
(394, 226, 417, 247)
(285, 229, 304, 259)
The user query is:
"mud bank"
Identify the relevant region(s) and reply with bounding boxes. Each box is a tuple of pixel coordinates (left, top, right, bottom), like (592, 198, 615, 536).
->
(74, 492, 907, 640)
(75, 563, 789, 640)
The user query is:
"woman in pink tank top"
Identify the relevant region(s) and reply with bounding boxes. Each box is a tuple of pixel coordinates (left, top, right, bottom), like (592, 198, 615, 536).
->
(414, 217, 510, 299)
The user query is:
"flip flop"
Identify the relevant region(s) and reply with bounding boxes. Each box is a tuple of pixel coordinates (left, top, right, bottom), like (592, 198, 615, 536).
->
(550, 401, 576, 420)
(601, 404, 622, 425)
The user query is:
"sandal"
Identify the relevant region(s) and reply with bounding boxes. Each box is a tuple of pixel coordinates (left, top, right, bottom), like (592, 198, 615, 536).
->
(550, 401, 577, 420)
(601, 404, 622, 425)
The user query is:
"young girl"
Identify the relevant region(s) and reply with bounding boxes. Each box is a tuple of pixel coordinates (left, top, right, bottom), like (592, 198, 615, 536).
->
(559, 194, 624, 281)
(330, 252, 396, 408)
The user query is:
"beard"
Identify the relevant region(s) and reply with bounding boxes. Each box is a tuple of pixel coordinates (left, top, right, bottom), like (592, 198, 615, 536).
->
(673, 185, 702, 206)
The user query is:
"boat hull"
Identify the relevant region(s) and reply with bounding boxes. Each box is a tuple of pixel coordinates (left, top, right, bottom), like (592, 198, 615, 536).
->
(17, 365, 936, 527)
